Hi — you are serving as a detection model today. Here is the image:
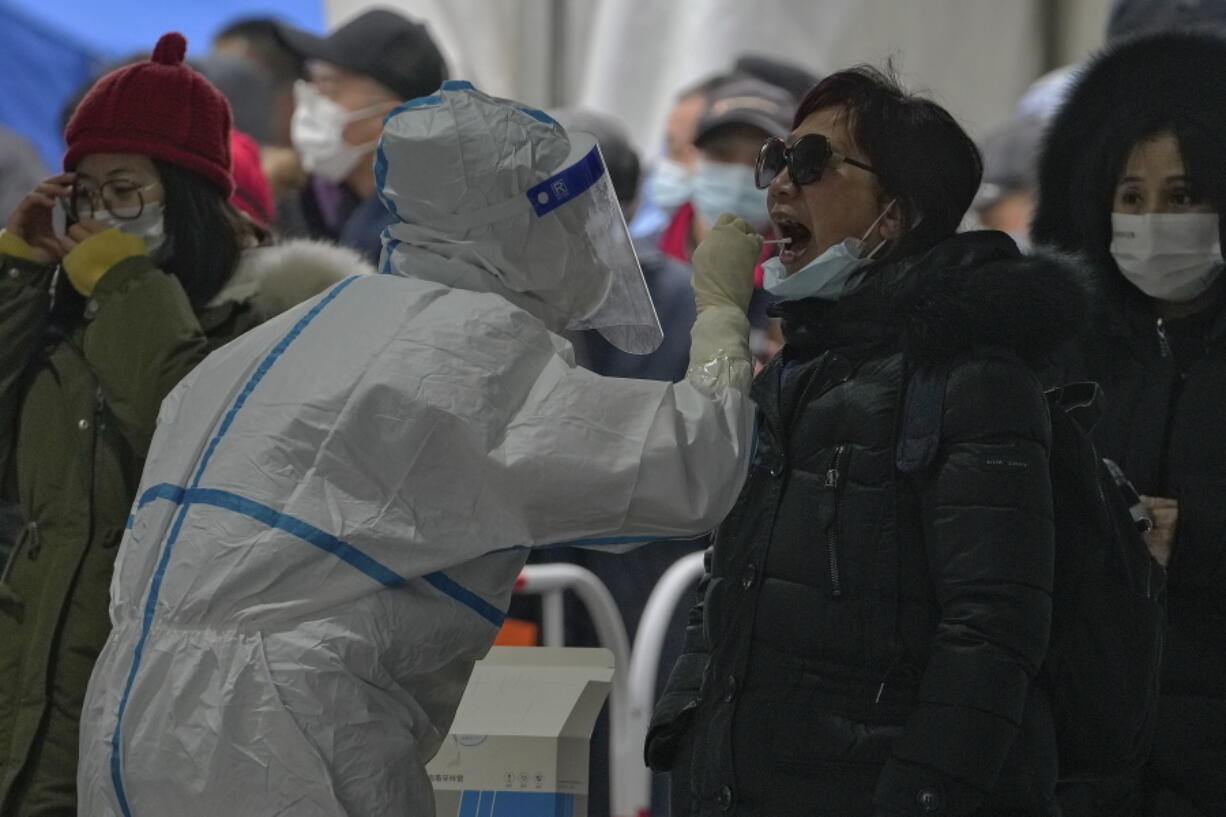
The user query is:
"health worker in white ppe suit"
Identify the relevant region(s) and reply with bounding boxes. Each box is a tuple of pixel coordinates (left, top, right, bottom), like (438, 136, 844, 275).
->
(78, 80, 762, 817)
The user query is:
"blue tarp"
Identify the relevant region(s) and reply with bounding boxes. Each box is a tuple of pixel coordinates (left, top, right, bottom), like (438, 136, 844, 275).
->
(0, 0, 324, 168)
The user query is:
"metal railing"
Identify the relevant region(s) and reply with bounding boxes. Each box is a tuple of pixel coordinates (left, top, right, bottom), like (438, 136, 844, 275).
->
(515, 563, 635, 816)
(621, 550, 705, 817)
(516, 549, 706, 817)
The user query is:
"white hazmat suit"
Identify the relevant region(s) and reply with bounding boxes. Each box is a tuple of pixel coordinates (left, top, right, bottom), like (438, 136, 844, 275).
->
(78, 82, 758, 817)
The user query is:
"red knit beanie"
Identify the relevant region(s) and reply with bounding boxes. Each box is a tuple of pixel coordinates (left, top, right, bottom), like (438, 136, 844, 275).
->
(228, 129, 274, 226)
(64, 32, 234, 196)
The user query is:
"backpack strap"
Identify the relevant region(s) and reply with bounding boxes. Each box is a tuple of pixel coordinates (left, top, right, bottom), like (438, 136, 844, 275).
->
(896, 363, 949, 474)
(1043, 381, 1104, 435)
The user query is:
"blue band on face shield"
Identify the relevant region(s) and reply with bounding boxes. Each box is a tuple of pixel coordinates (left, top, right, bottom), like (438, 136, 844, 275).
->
(526, 145, 605, 217)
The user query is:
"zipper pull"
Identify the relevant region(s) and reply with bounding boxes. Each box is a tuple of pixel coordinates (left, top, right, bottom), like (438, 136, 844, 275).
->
(874, 656, 902, 705)
(825, 445, 846, 488)
(1156, 318, 1173, 359)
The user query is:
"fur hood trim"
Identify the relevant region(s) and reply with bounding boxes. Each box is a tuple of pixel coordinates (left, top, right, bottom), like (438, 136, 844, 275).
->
(208, 238, 376, 317)
(1033, 31, 1226, 252)
(895, 236, 1091, 367)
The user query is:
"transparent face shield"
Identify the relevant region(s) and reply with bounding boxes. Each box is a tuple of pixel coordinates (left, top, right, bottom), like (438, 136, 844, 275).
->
(527, 133, 663, 354)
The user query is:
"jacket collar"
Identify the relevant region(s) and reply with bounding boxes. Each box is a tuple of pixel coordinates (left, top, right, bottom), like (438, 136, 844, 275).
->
(774, 230, 1090, 370)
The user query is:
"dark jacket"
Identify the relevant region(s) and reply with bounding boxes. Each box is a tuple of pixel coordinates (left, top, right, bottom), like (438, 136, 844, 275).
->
(1046, 263, 1226, 817)
(276, 175, 398, 264)
(1033, 31, 1226, 816)
(649, 231, 1088, 817)
(578, 240, 697, 382)
(0, 238, 368, 816)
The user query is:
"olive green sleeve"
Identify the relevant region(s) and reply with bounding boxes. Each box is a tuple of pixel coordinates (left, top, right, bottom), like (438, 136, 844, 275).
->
(0, 254, 56, 501)
(79, 256, 210, 459)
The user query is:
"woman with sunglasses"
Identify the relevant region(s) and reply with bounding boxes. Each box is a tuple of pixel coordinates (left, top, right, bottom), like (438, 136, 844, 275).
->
(0, 34, 368, 815)
(1034, 32, 1226, 817)
(648, 65, 1088, 816)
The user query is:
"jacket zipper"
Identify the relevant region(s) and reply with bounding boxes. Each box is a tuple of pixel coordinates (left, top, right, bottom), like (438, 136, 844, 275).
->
(1153, 319, 1186, 494)
(825, 444, 848, 598)
(1156, 318, 1172, 359)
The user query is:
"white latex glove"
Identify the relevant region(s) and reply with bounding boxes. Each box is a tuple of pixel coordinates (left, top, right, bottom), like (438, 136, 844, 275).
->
(686, 213, 763, 395)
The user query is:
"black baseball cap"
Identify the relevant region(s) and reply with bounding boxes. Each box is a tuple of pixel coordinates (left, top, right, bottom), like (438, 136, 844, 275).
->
(694, 77, 795, 148)
(733, 55, 820, 102)
(275, 9, 447, 102)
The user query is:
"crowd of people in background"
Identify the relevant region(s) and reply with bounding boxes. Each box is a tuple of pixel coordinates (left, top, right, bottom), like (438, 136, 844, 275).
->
(0, 0, 1224, 815)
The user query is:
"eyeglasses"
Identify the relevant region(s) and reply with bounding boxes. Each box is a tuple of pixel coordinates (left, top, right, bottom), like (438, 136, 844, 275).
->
(754, 134, 877, 190)
(62, 180, 160, 222)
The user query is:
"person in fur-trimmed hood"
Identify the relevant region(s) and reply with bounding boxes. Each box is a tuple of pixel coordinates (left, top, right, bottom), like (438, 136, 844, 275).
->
(1034, 30, 1226, 817)
(649, 65, 1088, 817)
(0, 34, 370, 816)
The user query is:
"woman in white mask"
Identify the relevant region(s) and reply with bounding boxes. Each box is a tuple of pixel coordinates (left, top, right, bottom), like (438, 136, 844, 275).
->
(1034, 31, 1226, 817)
(651, 65, 1090, 817)
(0, 34, 369, 814)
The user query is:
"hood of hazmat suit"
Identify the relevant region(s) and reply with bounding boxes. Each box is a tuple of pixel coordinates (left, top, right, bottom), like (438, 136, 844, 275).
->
(378, 80, 662, 353)
(79, 81, 753, 817)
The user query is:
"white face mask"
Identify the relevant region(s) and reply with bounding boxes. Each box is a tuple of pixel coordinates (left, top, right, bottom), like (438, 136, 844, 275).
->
(649, 157, 694, 215)
(1111, 212, 1223, 302)
(692, 161, 771, 232)
(90, 201, 168, 258)
(290, 80, 385, 184)
(763, 201, 896, 301)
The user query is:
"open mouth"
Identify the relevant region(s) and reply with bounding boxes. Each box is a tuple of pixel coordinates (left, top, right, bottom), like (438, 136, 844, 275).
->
(773, 218, 812, 266)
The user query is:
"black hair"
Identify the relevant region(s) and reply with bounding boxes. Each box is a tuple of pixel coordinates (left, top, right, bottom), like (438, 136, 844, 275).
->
(793, 64, 983, 261)
(155, 160, 249, 305)
(601, 142, 640, 206)
(1033, 32, 1226, 275)
(1068, 119, 1226, 273)
(49, 161, 248, 333)
(213, 17, 305, 88)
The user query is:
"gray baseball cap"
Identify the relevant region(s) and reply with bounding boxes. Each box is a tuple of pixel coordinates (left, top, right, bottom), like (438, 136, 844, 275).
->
(694, 77, 796, 147)
(974, 111, 1048, 210)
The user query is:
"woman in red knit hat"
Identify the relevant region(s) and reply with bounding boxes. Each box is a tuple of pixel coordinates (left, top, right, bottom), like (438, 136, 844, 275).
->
(0, 33, 371, 815)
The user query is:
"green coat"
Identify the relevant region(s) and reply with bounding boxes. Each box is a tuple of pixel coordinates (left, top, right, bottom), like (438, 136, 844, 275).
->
(0, 239, 367, 816)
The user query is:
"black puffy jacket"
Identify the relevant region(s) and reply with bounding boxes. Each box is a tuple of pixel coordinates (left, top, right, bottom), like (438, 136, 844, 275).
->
(649, 232, 1088, 817)
(1044, 263, 1226, 815)
(1031, 31, 1226, 816)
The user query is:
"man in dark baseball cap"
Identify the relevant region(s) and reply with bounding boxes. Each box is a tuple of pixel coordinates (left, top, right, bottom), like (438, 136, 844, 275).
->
(660, 76, 794, 262)
(276, 9, 448, 262)
(275, 9, 447, 103)
(693, 76, 794, 149)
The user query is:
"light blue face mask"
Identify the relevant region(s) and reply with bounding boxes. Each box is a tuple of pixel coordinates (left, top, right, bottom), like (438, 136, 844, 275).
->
(649, 157, 694, 215)
(692, 161, 770, 232)
(763, 200, 897, 301)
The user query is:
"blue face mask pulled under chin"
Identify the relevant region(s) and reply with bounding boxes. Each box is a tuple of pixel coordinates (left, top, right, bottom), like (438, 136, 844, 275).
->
(764, 201, 896, 301)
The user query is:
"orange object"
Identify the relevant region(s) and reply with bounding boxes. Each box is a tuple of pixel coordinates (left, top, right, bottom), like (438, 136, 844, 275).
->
(493, 618, 539, 647)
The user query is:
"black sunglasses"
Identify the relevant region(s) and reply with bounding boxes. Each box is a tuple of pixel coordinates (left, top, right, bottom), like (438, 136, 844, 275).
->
(754, 133, 877, 189)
